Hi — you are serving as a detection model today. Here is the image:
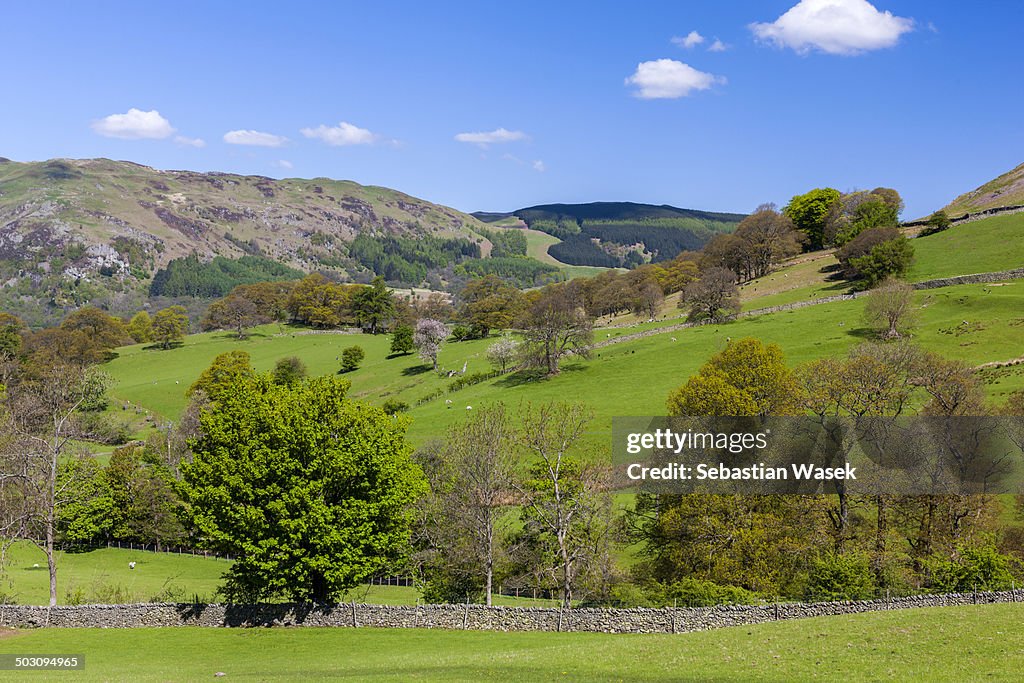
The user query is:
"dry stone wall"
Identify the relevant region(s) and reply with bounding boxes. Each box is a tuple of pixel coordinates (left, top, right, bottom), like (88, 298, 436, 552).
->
(1, 591, 1020, 632)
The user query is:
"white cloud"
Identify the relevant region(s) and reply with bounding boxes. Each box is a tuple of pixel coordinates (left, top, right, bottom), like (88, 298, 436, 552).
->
(174, 135, 206, 148)
(671, 31, 705, 49)
(274, 160, 294, 170)
(532, 160, 546, 172)
(624, 59, 725, 99)
(92, 108, 175, 139)
(223, 129, 288, 147)
(750, 0, 914, 55)
(708, 38, 729, 52)
(454, 128, 528, 147)
(301, 121, 378, 146)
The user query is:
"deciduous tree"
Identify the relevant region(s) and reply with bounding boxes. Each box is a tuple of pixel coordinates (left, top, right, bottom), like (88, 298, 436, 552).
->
(179, 375, 427, 602)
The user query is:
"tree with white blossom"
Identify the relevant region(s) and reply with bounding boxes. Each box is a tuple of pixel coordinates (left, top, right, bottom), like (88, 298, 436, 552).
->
(414, 318, 449, 371)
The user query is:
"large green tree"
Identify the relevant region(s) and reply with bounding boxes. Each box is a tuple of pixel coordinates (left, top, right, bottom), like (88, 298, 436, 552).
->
(352, 276, 395, 334)
(180, 375, 427, 602)
(188, 350, 254, 403)
(783, 187, 840, 250)
(667, 338, 800, 417)
(151, 306, 190, 349)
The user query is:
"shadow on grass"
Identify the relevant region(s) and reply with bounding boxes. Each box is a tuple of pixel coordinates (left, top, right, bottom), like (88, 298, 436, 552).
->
(386, 352, 414, 360)
(402, 365, 432, 376)
(142, 341, 185, 351)
(846, 326, 880, 340)
(494, 364, 585, 388)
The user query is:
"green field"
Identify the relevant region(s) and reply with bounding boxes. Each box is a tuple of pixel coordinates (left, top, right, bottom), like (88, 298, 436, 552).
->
(1, 542, 226, 605)
(105, 280, 1024, 447)
(1, 603, 1022, 681)
(0, 543, 562, 608)
(908, 213, 1024, 280)
(521, 227, 614, 280)
(737, 213, 1024, 311)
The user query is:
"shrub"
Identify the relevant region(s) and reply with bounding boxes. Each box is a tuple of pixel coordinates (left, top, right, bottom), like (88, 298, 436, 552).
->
(663, 578, 762, 607)
(921, 210, 952, 236)
(450, 324, 474, 342)
(926, 545, 1016, 592)
(805, 553, 875, 601)
(849, 236, 914, 289)
(447, 370, 500, 393)
(381, 399, 409, 415)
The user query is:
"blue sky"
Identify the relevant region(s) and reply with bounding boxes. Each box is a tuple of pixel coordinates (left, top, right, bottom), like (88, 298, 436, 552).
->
(2, 1, 1022, 218)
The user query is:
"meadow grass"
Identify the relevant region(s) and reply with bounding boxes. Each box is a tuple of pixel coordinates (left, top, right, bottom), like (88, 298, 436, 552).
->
(0, 542, 563, 608)
(738, 212, 1024, 310)
(907, 213, 1024, 280)
(1, 603, 1023, 681)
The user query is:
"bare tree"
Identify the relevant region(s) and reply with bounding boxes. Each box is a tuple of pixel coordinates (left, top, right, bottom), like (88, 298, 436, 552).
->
(0, 364, 108, 606)
(515, 402, 612, 607)
(733, 203, 804, 279)
(681, 267, 741, 323)
(864, 277, 916, 340)
(444, 404, 519, 605)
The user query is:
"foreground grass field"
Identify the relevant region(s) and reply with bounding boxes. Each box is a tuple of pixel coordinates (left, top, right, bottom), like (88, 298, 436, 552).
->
(1, 603, 1022, 681)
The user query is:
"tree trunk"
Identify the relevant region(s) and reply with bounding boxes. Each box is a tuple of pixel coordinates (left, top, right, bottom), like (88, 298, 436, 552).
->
(46, 515, 57, 607)
(874, 495, 888, 586)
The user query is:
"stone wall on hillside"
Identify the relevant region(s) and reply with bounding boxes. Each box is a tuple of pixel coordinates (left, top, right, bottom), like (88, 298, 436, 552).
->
(1, 590, 1021, 632)
(902, 204, 1024, 228)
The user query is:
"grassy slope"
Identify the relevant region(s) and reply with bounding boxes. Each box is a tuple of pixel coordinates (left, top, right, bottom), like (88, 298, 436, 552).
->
(102, 211, 1024, 446)
(2, 604, 1024, 681)
(738, 212, 1024, 311)
(521, 227, 612, 280)
(105, 281, 1024, 448)
(943, 161, 1024, 215)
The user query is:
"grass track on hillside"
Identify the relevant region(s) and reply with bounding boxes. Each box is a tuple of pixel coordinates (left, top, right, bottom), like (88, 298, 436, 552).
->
(2, 603, 1023, 681)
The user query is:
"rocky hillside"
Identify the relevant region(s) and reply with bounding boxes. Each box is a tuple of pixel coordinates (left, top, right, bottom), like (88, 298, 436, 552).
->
(943, 161, 1024, 216)
(0, 157, 492, 317)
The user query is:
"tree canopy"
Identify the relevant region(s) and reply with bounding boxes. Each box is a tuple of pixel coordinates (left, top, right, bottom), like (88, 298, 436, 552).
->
(179, 375, 427, 602)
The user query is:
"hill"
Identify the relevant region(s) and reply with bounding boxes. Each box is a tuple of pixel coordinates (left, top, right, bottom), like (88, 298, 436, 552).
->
(942, 161, 1024, 216)
(0, 157, 509, 321)
(472, 201, 745, 268)
(104, 212, 1024, 447)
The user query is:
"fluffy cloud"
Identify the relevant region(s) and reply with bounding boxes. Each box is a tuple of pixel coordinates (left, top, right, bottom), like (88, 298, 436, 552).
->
(301, 121, 378, 146)
(222, 129, 288, 147)
(708, 39, 729, 52)
(92, 108, 175, 139)
(174, 135, 206, 148)
(750, 0, 914, 55)
(624, 59, 724, 99)
(454, 128, 528, 146)
(532, 160, 546, 172)
(671, 31, 705, 49)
